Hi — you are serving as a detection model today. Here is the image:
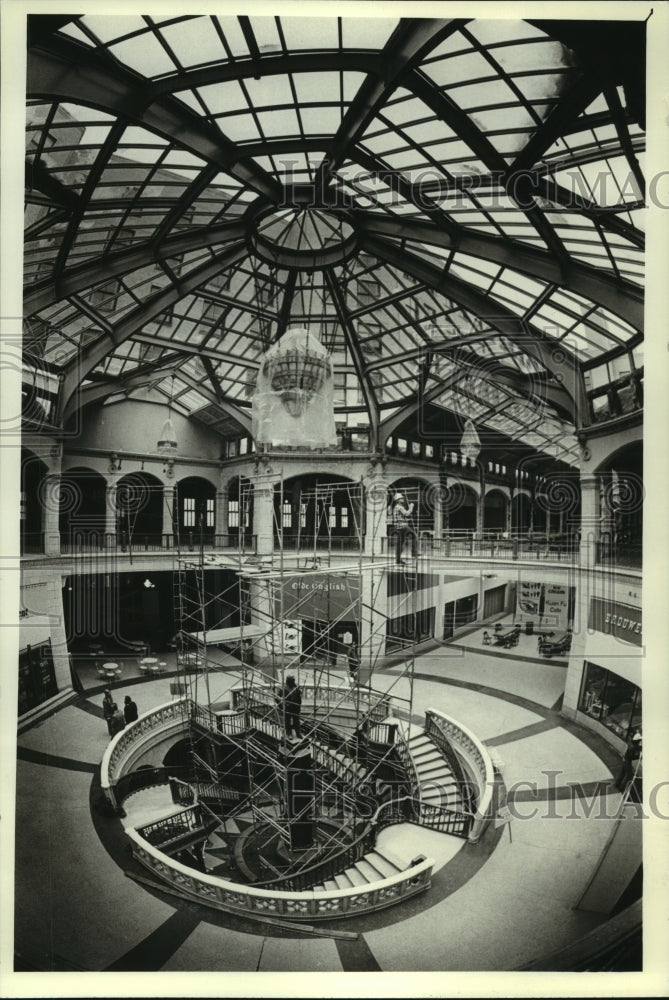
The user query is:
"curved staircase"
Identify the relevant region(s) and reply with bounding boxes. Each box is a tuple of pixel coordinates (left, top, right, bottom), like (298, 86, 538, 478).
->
(310, 846, 412, 892)
(407, 730, 466, 812)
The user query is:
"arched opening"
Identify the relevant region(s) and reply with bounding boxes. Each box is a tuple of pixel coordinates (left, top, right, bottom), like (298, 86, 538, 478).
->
(275, 474, 361, 552)
(174, 476, 216, 546)
(20, 449, 48, 554)
(511, 491, 532, 533)
(483, 489, 507, 533)
(597, 442, 643, 568)
(115, 472, 163, 549)
(227, 476, 253, 548)
(59, 467, 106, 551)
(446, 482, 478, 534)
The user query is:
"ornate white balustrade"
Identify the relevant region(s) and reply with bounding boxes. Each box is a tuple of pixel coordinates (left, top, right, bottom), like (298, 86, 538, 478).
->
(424, 709, 495, 843)
(101, 698, 191, 808)
(126, 826, 433, 921)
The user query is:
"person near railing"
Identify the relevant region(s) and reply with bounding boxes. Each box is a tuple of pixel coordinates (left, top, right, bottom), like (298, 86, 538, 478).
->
(102, 689, 116, 736)
(123, 695, 138, 724)
(388, 493, 416, 565)
(276, 675, 302, 740)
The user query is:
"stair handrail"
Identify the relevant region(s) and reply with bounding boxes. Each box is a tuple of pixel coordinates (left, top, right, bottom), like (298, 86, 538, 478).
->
(424, 709, 495, 843)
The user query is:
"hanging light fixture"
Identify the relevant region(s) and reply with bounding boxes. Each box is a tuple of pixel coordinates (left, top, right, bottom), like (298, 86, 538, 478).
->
(157, 374, 178, 476)
(460, 417, 481, 464)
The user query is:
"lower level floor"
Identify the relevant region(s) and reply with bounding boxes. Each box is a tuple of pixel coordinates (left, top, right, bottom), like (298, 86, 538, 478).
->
(10, 635, 647, 993)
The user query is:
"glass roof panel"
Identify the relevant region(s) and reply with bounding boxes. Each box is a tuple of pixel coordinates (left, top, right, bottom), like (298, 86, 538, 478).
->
(156, 17, 228, 67)
(21, 15, 644, 453)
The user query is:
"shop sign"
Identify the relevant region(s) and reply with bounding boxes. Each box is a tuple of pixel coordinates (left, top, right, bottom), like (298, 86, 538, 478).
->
(516, 580, 542, 621)
(276, 574, 361, 620)
(588, 597, 642, 646)
(543, 584, 570, 629)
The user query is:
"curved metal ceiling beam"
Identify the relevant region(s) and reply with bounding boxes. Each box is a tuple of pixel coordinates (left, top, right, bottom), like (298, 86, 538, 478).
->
(359, 232, 587, 424)
(353, 213, 644, 330)
(24, 218, 249, 314)
(27, 36, 282, 202)
(25, 160, 80, 212)
(59, 241, 248, 419)
(175, 369, 252, 434)
(319, 19, 466, 184)
(144, 51, 387, 102)
(324, 270, 379, 444)
(63, 350, 185, 421)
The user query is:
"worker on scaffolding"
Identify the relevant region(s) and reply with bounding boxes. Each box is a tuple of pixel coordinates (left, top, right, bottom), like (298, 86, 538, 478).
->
(276, 675, 302, 741)
(388, 492, 416, 565)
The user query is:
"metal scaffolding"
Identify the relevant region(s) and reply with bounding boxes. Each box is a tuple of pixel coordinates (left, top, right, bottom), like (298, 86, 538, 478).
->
(170, 474, 424, 882)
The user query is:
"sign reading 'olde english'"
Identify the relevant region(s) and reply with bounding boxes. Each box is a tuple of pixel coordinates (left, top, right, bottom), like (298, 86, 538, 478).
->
(588, 597, 642, 646)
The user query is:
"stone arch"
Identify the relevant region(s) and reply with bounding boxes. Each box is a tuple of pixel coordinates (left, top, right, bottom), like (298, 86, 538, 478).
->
(59, 466, 107, 549)
(483, 488, 508, 533)
(174, 475, 217, 544)
(20, 448, 49, 554)
(115, 471, 163, 548)
(277, 473, 361, 549)
(445, 480, 478, 533)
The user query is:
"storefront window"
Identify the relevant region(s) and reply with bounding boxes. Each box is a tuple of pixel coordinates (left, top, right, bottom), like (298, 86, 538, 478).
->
(579, 662, 641, 741)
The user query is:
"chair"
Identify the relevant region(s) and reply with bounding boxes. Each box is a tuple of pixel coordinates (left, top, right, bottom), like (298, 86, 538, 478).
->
(157, 661, 168, 674)
(482, 631, 491, 646)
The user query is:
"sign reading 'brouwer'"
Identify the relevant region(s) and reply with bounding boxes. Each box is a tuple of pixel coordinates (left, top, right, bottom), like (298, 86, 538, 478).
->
(588, 597, 642, 646)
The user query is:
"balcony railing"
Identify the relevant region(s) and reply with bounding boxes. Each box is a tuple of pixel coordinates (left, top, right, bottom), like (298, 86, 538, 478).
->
(277, 534, 363, 553)
(596, 537, 642, 570)
(58, 532, 257, 555)
(20, 531, 44, 555)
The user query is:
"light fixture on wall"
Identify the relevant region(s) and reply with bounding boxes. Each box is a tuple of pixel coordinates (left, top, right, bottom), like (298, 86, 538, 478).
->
(157, 374, 178, 477)
(109, 452, 122, 473)
(143, 578, 156, 589)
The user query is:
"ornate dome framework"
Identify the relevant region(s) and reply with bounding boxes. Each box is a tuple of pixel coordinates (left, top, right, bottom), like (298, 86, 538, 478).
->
(24, 15, 645, 469)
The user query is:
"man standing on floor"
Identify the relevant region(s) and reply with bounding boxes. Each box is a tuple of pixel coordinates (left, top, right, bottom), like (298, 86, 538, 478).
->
(102, 689, 115, 736)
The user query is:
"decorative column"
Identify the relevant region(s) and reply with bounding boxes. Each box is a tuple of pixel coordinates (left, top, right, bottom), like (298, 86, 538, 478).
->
(43, 473, 61, 556)
(253, 477, 277, 557)
(363, 468, 387, 557)
(432, 477, 443, 540)
(216, 485, 228, 542)
(505, 492, 512, 535)
(579, 472, 600, 569)
(105, 481, 117, 540)
(162, 486, 174, 548)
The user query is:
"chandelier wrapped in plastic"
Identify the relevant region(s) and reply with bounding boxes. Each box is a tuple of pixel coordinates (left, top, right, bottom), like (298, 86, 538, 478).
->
(252, 327, 337, 448)
(460, 417, 481, 463)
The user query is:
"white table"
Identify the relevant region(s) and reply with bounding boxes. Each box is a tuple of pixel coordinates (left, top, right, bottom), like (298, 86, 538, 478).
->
(103, 662, 121, 680)
(139, 657, 158, 673)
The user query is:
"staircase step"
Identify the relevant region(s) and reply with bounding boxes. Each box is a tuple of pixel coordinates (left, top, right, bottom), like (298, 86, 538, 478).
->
(421, 791, 462, 808)
(417, 768, 457, 783)
(333, 872, 354, 889)
(366, 851, 401, 878)
(323, 878, 338, 891)
(413, 758, 449, 775)
(411, 745, 443, 760)
(375, 847, 408, 872)
(353, 859, 380, 883)
(344, 866, 368, 887)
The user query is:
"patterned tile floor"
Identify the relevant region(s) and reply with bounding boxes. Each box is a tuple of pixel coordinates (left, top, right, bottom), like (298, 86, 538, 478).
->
(12, 645, 633, 980)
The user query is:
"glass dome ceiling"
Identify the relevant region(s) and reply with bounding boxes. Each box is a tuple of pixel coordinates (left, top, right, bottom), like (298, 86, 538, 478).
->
(23, 15, 645, 467)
